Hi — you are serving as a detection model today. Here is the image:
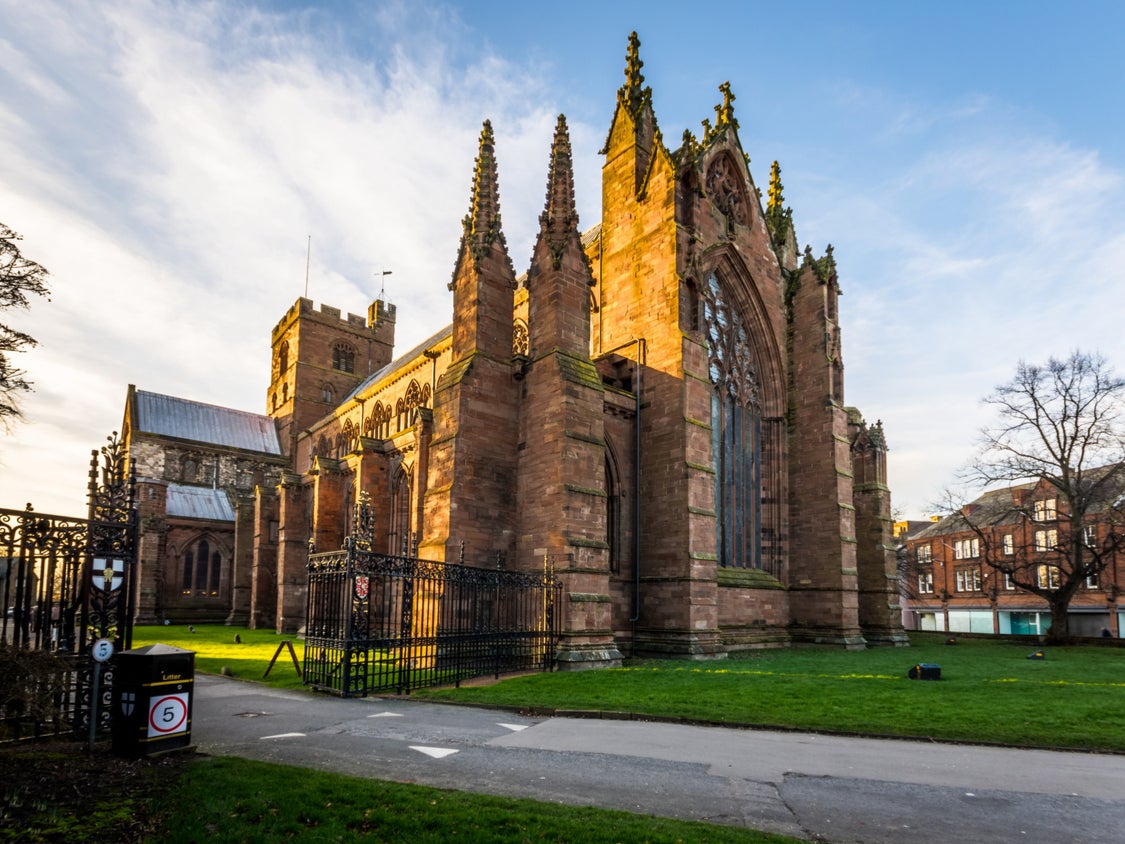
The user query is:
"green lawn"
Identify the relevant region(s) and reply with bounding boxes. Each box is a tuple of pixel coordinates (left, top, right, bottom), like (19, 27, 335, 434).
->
(133, 626, 1125, 751)
(153, 755, 798, 843)
(133, 624, 308, 692)
(417, 633, 1125, 751)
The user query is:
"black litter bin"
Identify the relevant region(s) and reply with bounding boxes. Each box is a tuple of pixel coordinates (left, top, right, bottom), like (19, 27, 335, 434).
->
(112, 643, 195, 757)
(908, 662, 941, 680)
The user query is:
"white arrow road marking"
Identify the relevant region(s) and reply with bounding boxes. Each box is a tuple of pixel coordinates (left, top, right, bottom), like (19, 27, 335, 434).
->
(367, 712, 404, 718)
(410, 746, 459, 759)
(498, 723, 528, 732)
(260, 732, 306, 740)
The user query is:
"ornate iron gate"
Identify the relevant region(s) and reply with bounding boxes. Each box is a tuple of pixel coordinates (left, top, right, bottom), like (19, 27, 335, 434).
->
(1, 433, 137, 738)
(304, 494, 561, 696)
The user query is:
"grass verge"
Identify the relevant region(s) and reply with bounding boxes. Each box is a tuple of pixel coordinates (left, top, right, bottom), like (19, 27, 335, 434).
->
(155, 754, 798, 843)
(0, 746, 799, 843)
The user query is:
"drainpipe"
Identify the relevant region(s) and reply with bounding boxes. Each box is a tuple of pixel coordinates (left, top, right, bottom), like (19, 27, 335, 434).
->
(598, 337, 646, 656)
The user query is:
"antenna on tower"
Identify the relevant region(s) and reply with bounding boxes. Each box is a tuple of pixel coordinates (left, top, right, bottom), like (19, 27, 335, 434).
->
(378, 269, 392, 300)
(304, 235, 312, 298)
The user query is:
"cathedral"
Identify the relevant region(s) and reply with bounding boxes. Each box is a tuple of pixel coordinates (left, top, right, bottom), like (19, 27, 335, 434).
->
(122, 33, 905, 664)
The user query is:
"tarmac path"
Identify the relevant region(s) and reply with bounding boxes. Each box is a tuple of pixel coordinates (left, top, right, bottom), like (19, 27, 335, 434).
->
(191, 674, 1125, 843)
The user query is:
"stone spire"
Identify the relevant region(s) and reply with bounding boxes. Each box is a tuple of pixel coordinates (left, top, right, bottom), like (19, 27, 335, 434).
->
(768, 160, 784, 212)
(603, 31, 661, 194)
(621, 31, 650, 118)
(448, 119, 515, 361)
(539, 114, 584, 271)
(453, 120, 513, 280)
(766, 160, 797, 266)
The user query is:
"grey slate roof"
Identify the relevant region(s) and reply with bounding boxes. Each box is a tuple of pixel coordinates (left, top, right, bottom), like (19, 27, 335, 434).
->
(345, 324, 453, 403)
(135, 390, 281, 454)
(165, 484, 235, 522)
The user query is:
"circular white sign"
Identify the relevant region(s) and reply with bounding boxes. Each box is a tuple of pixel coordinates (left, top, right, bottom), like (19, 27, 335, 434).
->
(147, 693, 189, 737)
(91, 638, 114, 663)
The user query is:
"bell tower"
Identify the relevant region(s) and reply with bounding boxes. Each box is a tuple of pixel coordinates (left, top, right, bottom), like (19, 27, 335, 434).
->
(268, 296, 396, 456)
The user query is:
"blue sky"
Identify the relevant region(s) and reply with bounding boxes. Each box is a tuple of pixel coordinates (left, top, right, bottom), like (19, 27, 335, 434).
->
(2, 0, 1124, 519)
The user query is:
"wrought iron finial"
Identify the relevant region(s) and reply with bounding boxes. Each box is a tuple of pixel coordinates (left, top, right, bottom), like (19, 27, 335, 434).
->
(349, 489, 375, 553)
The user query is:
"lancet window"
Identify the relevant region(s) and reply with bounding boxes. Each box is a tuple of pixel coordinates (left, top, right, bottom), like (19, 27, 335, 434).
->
(181, 537, 222, 598)
(333, 342, 355, 373)
(389, 463, 413, 555)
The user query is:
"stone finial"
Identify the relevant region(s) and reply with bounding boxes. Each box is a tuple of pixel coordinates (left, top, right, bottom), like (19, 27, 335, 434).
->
(453, 120, 512, 280)
(539, 114, 581, 271)
(715, 81, 739, 130)
(869, 419, 887, 450)
(622, 31, 647, 114)
(768, 160, 784, 211)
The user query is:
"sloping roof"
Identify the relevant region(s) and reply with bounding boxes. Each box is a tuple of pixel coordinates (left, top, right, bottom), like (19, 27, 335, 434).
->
(345, 324, 453, 403)
(912, 463, 1125, 540)
(134, 390, 281, 455)
(165, 484, 235, 521)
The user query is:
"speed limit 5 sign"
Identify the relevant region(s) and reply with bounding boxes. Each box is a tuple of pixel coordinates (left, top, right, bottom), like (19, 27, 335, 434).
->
(147, 693, 190, 738)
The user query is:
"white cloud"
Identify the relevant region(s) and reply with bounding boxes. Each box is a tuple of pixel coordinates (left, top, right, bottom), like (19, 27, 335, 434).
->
(0, 0, 583, 515)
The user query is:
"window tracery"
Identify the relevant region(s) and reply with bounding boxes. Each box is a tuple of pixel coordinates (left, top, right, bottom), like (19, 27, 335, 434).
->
(704, 271, 762, 569)
(513, 319, 529, 356)
(704, 154, 749, 227)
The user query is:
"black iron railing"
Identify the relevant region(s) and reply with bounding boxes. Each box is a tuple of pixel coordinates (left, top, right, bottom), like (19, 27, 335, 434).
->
(1, 432, 136, 741)
(304, 548, 561, 697)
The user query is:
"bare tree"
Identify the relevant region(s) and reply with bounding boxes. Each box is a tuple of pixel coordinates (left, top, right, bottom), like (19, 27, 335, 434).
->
(0, 223, 51, 426)
(960, 351, 1125, 641)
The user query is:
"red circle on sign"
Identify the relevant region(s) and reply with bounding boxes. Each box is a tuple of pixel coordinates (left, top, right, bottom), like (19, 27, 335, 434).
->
(148, 695, 188, 733)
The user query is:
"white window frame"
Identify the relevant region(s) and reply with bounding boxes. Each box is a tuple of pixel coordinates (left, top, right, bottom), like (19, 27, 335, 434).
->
(1034, 529, 1058, 552)
(955, 567, 981, 592)
(916, 544, 932, 564)
(1037, 565, 1060, 589)
(917, 572, 934, 594)
(953, 538, 980, 560)
(1084, 524, 1097, 549)
(1033, 498, 1057, 521)
(1002, 533, 1014, 555)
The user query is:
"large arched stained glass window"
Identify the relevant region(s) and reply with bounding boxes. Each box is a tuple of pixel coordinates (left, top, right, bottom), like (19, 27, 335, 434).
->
(703, 272, 761, 569)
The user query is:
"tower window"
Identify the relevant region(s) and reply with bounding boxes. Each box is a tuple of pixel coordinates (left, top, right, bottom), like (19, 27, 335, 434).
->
(333, 343, 355, 373)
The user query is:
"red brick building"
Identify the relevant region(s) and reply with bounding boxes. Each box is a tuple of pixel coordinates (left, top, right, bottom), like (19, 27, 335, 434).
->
(902, 470, 1125, 637)
(125, 33, 904, 662)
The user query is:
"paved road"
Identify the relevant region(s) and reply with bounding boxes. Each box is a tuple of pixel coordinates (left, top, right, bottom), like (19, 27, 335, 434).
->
(191, 674, 1125, 843)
